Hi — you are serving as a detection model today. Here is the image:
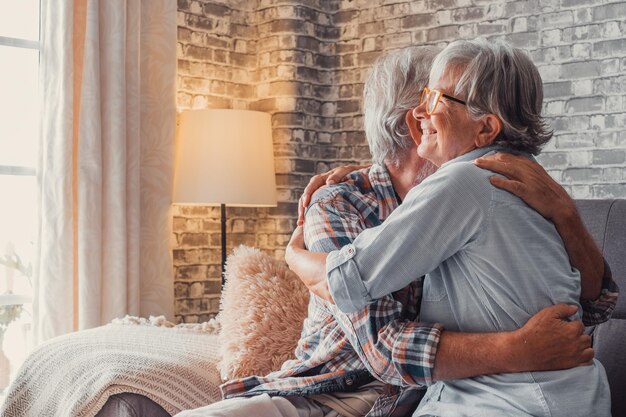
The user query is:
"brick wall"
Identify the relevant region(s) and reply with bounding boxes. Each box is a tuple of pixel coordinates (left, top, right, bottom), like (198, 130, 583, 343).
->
(174, 0, 626, 322)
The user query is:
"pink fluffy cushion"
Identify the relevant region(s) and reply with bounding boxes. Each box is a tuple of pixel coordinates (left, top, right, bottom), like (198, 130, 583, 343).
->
(218, 245, 309, 381)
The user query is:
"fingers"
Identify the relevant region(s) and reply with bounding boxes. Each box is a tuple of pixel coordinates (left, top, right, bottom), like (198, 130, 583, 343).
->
(326, 164, 368, 184)
(325, 169, 342, 185)
(302, 175, 327, 206)
(475, 153, 539, 181)
(581, 347, 595, 364)
(297, 196, 306, 226)
(298, 174, 328, 226)
(287, 225, 305, 250)
(546, 303, 579, 319)
(474, 154, 514, 176)
(488, 176, 526, 197)
(580, 334, 592, 348)
(564, 319, 585, 336)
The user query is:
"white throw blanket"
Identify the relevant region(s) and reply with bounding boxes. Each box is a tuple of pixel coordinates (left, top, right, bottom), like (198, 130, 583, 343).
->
(0, 317, 224, 417)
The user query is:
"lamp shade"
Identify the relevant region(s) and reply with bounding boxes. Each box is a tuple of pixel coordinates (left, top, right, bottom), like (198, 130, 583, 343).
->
(174, 109, 277, 207)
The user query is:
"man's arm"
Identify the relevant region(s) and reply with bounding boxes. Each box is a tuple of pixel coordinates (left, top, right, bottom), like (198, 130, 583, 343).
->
(432, 304, 592, 381)
(474, 153, 619, 324)
(298, 197, 593, 388)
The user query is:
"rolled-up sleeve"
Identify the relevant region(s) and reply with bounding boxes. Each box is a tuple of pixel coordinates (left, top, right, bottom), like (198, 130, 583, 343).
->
(326, 244, 373, 312)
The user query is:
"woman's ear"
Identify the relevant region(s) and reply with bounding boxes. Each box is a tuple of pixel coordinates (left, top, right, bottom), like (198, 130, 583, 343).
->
(475, 114, 502, 147)
(405, 110, 422, 146)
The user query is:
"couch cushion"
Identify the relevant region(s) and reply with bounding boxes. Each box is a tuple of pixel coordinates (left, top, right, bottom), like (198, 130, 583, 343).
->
(594, 319, 626, 417)
(577, 199, 626, 417)
(603, 200, 626, 319)
(577, 200, 625, 319)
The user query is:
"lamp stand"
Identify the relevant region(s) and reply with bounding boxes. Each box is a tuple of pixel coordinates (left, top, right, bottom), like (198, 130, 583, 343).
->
(220, 203, 227, 286)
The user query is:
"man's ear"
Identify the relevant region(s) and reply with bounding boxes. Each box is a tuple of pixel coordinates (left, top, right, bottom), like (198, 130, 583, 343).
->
(405, 110, 422, 145)
(475, 114, 502, 147)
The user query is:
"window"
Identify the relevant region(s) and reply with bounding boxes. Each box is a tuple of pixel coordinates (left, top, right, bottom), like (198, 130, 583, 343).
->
(0, 0, 40, 392)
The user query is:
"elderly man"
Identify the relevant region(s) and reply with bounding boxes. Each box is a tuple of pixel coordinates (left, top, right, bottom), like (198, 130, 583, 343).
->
(177, 45, 617, 417)
(286, 40, 615, 416)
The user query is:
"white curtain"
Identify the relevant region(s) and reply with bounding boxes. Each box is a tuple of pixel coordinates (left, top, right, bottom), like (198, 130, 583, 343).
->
(35, 0, 176, 342)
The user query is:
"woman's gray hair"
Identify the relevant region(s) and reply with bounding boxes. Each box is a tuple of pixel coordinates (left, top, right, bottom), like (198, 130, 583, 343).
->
(363, 46, 440, 167)
(430, 38, 552, 155)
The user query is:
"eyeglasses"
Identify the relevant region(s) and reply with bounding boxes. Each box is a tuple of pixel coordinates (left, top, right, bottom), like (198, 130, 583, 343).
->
(420, 87, 467, 115)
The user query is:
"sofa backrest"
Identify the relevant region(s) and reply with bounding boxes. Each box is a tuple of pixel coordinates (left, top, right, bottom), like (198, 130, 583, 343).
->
(576, 199, 626, 417)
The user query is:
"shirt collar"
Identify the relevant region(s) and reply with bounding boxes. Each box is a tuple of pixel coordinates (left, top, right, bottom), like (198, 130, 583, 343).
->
(368, 163, 401, 220)
(440, 145, 509, 168)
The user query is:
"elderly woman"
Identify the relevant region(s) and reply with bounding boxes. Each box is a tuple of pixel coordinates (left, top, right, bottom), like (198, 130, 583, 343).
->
(286, 39, 610, 416)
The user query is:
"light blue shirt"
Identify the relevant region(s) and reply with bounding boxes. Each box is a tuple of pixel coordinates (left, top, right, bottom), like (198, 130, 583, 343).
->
(326, 146, 610, 417)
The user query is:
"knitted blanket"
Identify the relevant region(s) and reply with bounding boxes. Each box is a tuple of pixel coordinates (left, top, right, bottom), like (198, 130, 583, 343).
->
(0, 317, 223, 417)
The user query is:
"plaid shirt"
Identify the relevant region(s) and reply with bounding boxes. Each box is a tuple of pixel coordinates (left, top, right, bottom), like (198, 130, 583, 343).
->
(221, 164, 618, 416)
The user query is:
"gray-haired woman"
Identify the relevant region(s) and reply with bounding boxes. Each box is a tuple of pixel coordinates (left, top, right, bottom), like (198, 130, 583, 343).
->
(286, 39, 610, 416)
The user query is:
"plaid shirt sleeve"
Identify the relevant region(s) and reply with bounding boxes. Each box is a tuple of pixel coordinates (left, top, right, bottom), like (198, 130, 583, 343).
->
(304, 197, 442, 388)
(581, 258, 619, 325)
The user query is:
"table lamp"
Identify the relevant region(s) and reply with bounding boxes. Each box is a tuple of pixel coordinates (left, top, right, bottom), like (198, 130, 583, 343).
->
(174, 109, 277, 284)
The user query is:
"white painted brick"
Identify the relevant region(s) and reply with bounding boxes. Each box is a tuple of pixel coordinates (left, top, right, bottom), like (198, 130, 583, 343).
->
(234, 39, 247, 53)
(570, 185, 593, 199)
(606, 96, 622, 112)
(485, 3, 505, 19)
(568, 150, 591, 166)
(545, 100, 565, 115)
(538, 64, 560, 82)
(593, 184, 626, 198)
(541, 11, 573, 27)
(512, 17, 527, 33)
(542, 29, 562, 46)
(573, 8, 592, 24)
(363, 37, 376, 52)
(436, 10, 452, 25)
(409, 1, 429, 13)
(590, 114, 606, 130)
(595, 131, 626, 149)
(600, 58, 620, 75)
(542, 139, 557, 152)
(571, 43, 591, 59)
(602, 21, 622, 38)
(540, 0, 560, 12)
(604, 167, 624, 182)
(572, 79, 593, 95)
(459, 24, 477, 38)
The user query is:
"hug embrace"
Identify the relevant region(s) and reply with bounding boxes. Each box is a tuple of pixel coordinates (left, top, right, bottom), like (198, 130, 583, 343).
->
(178, 39, 618, 417)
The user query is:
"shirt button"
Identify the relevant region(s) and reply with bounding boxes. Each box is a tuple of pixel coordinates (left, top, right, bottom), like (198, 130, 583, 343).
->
(348, 247, 354, 254)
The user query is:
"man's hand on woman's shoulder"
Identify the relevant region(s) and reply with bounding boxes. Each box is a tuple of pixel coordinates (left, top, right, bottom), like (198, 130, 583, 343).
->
(297, 164, 370, 225)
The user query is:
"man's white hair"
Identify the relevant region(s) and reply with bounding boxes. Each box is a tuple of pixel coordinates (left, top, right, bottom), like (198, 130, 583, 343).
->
(363, 46, 440, 167)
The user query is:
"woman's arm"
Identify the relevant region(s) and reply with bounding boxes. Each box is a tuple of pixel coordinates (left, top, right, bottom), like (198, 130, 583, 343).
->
(289, 163, 489, 312)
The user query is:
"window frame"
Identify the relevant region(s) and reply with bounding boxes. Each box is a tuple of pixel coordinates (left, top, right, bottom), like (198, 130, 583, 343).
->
(0, 7, 40, 177)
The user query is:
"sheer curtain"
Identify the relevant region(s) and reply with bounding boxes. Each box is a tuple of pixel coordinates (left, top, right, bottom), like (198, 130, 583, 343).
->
(35, 0, 176, 342)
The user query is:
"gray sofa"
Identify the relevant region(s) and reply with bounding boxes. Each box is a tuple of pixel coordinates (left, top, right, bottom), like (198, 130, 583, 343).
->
(96, 199, 626, 417)
(578, 199, 626, 417)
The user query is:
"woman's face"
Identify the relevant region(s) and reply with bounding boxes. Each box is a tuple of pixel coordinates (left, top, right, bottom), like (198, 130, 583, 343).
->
(412, 69, 483, 167)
